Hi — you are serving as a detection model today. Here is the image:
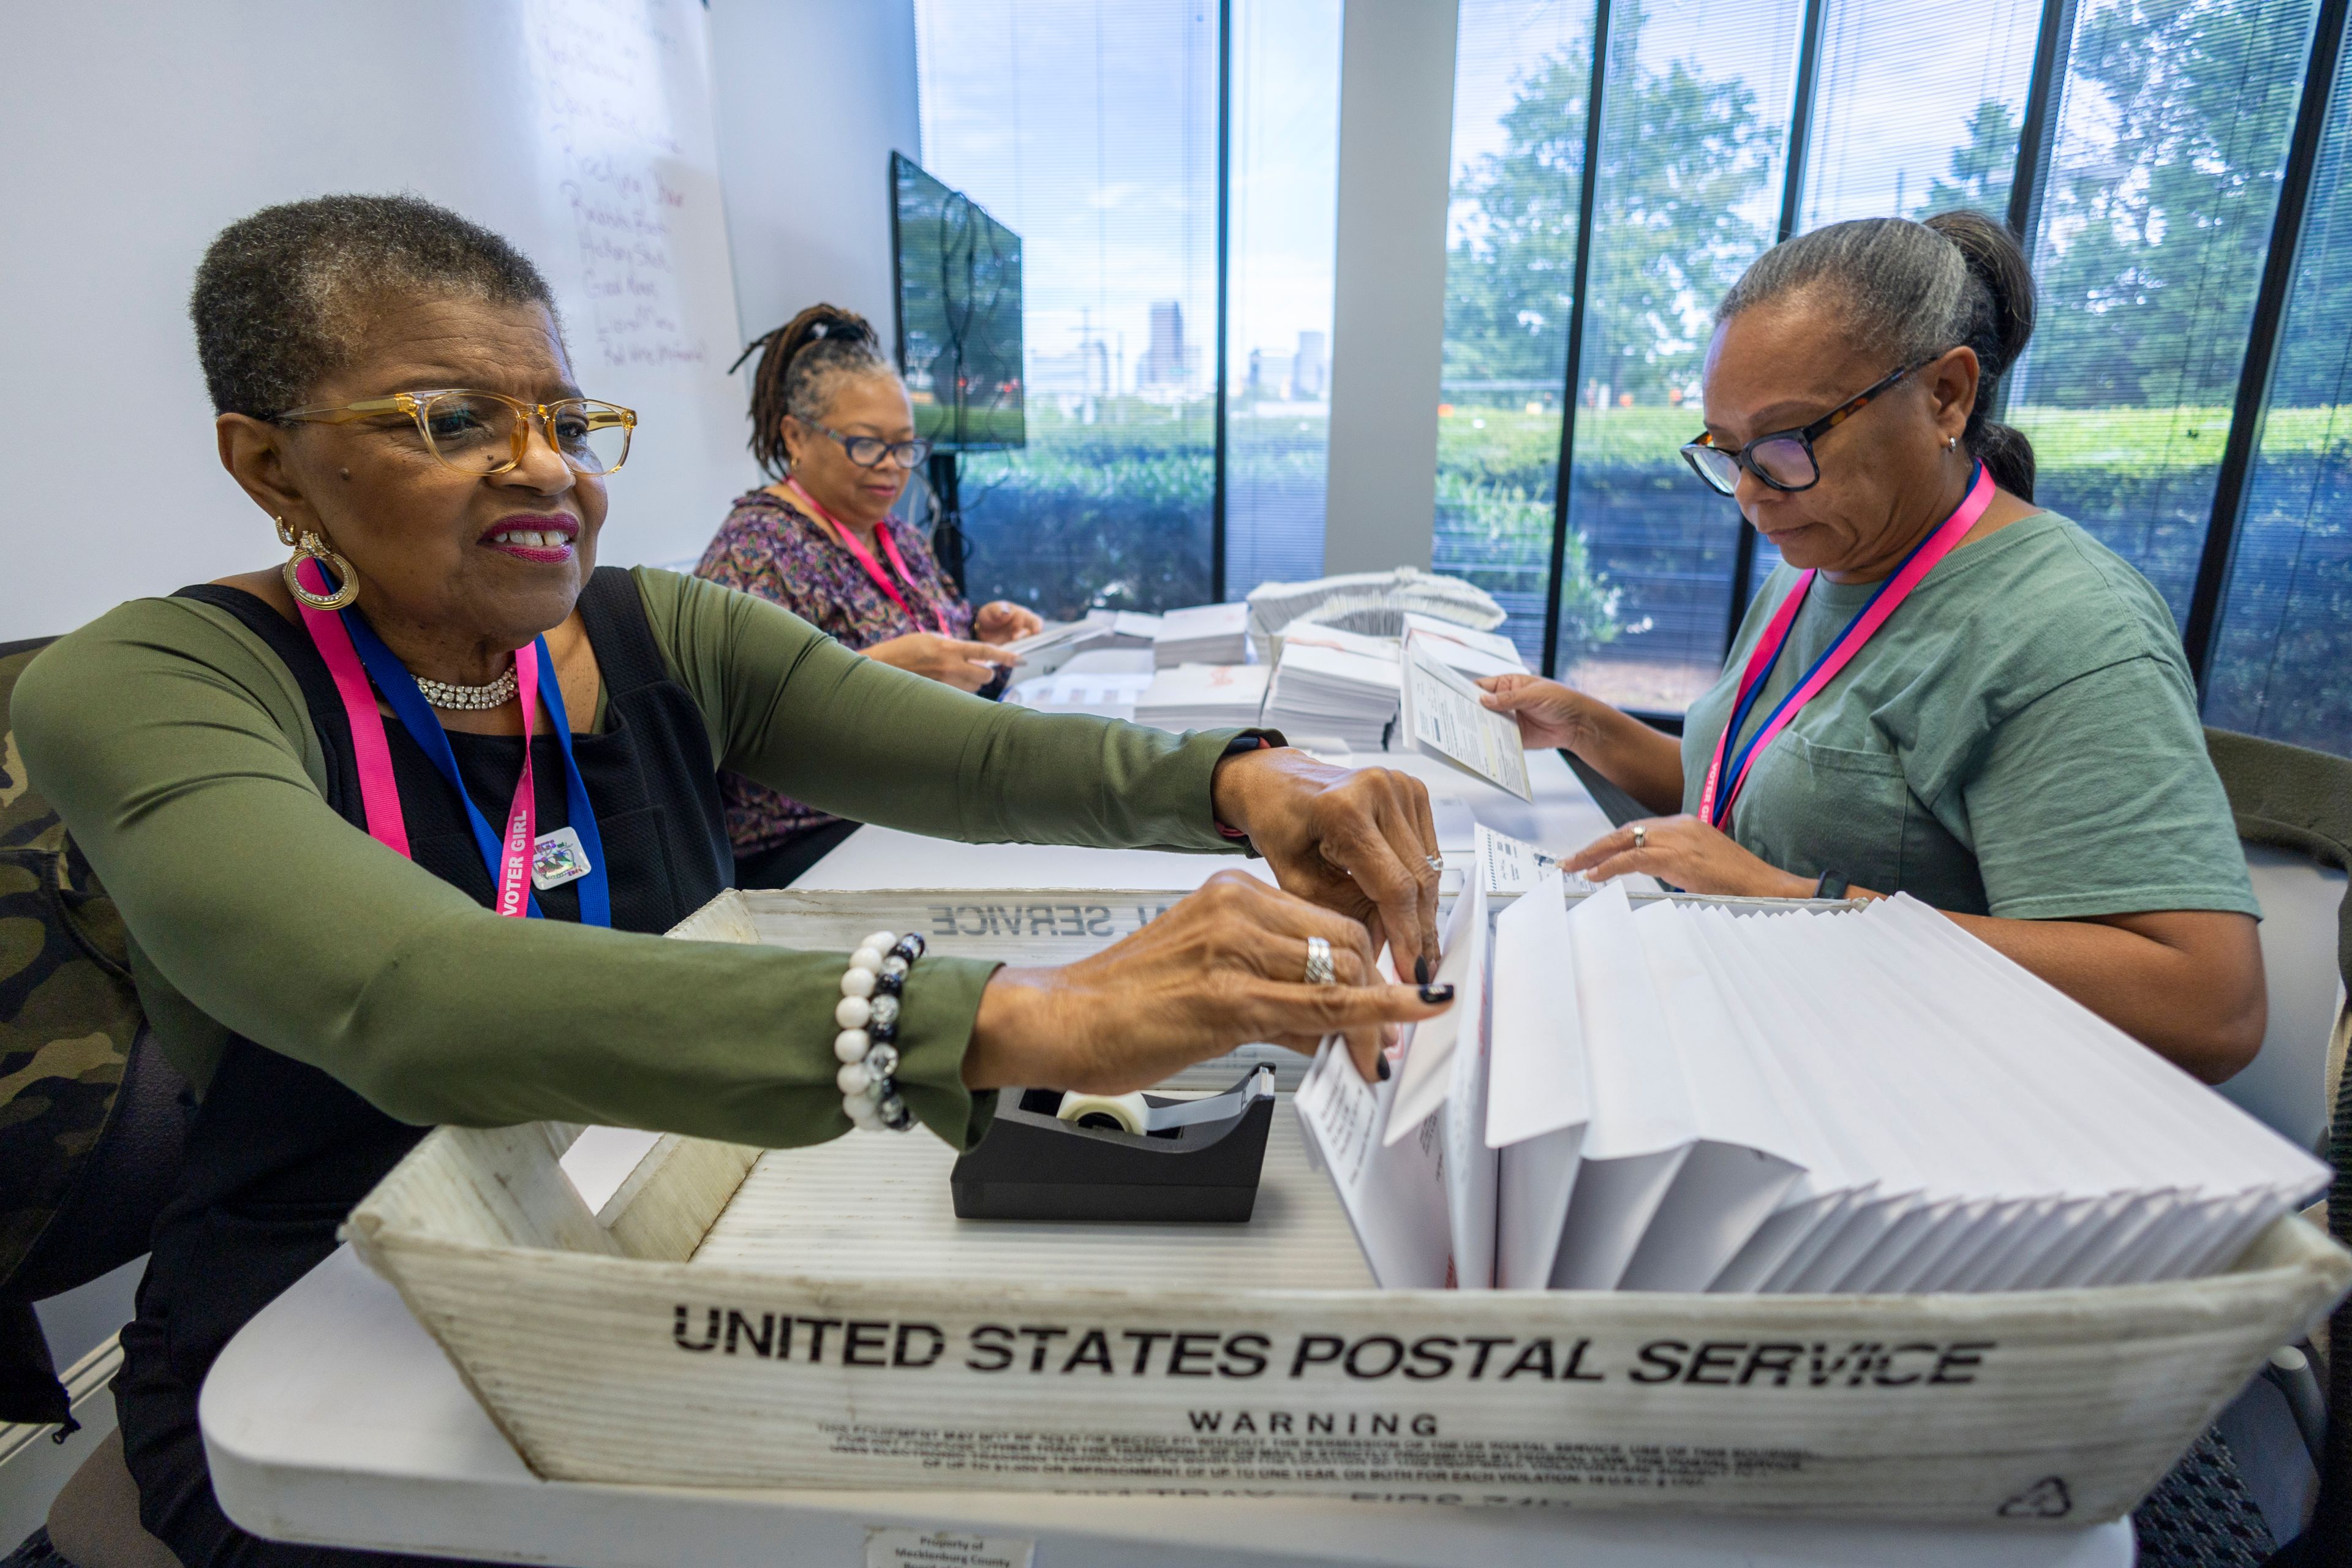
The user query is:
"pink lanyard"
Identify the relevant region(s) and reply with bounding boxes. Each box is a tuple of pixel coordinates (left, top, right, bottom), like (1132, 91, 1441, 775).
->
(1699, 464, 1995, 830)
(785, 478, 951, 636)
(293, 559, 544, 917)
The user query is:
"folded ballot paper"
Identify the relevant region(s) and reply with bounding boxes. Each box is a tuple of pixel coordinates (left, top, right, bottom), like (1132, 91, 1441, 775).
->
(1398, 629, 1532, 800)
(1298, 863, 2329, 1293)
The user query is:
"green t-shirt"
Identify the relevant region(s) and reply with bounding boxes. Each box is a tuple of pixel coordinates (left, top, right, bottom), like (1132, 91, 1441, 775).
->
(1680, 511, 2257, 921)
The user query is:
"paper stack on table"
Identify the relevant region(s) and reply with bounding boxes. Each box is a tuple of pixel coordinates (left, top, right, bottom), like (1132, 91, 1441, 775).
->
(1152, 603, 1253, 668)
(1131, 663, 1272, 734)
(1005, 649, 1158, 723)
(1259, 622, 1402, 750)
(1398, 630, 1532, 800)
(1298, 872, 2329, 1294)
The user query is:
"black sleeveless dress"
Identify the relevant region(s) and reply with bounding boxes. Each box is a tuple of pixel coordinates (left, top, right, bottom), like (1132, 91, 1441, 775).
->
(115, 569, 731, 1567)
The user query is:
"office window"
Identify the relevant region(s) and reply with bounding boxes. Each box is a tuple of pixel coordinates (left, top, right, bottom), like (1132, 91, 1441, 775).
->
(1433, 0, 1602, 669)
(2006, 0, 2320, 627)
(1797, 0, 2043, 231)
(1224, 0, 1342, 594)
(915, 1, 1218, 617)
(1557, 0, 1807, 708)
(2206, 20, 2352, 756)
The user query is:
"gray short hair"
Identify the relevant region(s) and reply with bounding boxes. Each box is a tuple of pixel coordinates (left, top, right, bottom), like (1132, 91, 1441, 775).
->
(1716, 211, 2040, 499)
(190, 194, 556, 418)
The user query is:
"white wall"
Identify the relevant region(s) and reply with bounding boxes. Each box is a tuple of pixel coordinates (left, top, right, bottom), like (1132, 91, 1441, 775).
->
(0, 2, 922, 643)
(1322, 0, 1458, 575)
(709, 0, 922, 354)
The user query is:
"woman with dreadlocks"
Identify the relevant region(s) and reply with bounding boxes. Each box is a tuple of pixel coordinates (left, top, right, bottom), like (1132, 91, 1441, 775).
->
(698, 304, 1044, 886)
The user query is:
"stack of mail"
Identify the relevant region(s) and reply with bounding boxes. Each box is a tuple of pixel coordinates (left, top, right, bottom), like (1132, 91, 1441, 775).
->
(1132, 663, 1272, 735)
(1298, 867, 2329, 1295)
(1001, 612, 1167, 679)
(1152, 603, 1253, 668)
(1004, 650, 1158, 723)
(1259, 623, 1403, 750)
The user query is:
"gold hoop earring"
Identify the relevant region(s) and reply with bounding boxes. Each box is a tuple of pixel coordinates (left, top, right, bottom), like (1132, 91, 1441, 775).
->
(284, 532, 360, 611)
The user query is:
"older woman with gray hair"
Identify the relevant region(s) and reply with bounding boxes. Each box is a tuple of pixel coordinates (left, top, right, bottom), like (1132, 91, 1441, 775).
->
(698, 304, 1042, 884)
(1481, 209, 2266, 1083)
(14, 194, 1447, 1566)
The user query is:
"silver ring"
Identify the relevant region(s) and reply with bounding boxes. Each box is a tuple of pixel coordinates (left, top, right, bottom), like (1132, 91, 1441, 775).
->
(1632, 824, 1647, 850)
(1424, 854, 1444, 873)
(1304, 936, 1336, 986)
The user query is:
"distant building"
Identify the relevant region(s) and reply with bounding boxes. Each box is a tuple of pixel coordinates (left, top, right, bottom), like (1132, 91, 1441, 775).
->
(1030, 339, 1110, 398)
(1246, 347, 1295, 401)
(1292, 330, 1326, 398)
(1137, 300, 1197, 390)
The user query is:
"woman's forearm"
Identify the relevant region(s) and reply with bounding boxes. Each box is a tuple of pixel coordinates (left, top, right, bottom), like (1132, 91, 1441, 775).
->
(1569, 701, 1687, 816)
(1942, 908, 2265, 1083)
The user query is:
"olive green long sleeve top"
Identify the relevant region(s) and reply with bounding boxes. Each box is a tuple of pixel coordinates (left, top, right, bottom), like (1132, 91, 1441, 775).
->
(12, 568, 1246, 1151)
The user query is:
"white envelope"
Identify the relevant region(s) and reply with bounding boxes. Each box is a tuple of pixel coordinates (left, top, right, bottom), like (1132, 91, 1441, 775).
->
(1294, 1039, 1452, 1289)
(1486, 864, 1589, 1290)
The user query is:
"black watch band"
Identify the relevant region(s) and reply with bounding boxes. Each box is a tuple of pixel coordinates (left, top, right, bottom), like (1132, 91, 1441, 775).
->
(1814, 870, 1851, 901)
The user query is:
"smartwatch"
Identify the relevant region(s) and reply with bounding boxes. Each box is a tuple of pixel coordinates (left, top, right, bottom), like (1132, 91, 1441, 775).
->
(1814, 870, 1851, 901)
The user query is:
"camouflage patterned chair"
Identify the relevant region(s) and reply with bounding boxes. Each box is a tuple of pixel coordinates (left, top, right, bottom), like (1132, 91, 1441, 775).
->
(0, 636, 188, 1433)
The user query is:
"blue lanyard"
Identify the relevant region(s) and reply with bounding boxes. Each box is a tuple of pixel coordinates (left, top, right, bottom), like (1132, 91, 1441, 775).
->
(340, 609, 612, 927)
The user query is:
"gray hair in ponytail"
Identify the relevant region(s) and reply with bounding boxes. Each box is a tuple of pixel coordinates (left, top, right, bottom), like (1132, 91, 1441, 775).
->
(1715, 210, 2040, 499)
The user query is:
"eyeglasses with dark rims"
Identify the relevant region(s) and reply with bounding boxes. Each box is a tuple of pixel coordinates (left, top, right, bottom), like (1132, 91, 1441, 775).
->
(798, 419, 934, 472)
(274, 389, 636, 477)
(1679, 358, 1932, 496)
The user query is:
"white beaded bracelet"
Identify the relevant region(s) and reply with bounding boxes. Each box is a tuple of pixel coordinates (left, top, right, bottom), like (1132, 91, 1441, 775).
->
(834, 930, 923, 1131)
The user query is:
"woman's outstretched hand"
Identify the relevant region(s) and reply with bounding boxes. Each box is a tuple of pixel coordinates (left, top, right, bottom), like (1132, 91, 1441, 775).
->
(1476, 673, 1599, 751)
(1208, 746, 1443, 978)
(965, 870, 1449, 1088)
(973, 600, 1045, 645)
(1564, 815, 1813, 899)
(864, 631, 1020, 692)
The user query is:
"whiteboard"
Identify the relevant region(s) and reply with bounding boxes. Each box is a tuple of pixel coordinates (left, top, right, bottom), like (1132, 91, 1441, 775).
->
(0, 0, 757, 641)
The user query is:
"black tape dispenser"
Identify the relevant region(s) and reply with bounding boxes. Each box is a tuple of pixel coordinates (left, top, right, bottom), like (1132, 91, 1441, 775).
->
(949, 1066, 1278, 1223)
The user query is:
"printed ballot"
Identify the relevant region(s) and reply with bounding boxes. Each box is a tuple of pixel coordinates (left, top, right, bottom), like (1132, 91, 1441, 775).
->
(1398, 631, 1532, 800)
(1303, 880, 2331, 1295)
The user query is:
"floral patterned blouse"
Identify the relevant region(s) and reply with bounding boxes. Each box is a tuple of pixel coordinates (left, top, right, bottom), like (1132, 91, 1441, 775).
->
(695, 487, 973, 854)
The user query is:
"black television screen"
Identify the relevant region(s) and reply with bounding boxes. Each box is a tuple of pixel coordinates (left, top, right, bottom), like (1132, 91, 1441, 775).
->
(891, 152, 1025, 451)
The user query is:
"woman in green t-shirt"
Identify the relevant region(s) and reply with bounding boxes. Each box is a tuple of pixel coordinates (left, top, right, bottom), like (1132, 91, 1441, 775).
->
(1479, 211, 2264, 1084)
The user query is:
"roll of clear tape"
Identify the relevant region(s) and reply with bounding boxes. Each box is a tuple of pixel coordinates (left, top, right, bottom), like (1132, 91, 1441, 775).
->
(1057, 1091, 1150, 1135)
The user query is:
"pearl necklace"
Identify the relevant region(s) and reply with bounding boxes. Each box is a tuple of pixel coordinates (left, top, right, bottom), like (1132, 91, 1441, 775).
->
(410, 666, 519, 711)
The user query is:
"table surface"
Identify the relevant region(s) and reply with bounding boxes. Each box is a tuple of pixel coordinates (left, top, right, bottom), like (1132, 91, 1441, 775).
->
(198, 744, 2135, 1567)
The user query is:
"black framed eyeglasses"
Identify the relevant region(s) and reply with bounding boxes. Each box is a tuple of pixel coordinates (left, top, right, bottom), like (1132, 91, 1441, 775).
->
(801, 420, 933, 471)
(1679, 358, 1929, 496)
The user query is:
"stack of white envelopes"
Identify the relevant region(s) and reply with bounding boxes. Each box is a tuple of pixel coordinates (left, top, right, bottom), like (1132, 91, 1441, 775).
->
(1132, 662, 1272, 734)
(1298, 851, 2329, 1294)
(1259, 622, 1403, 750)
(1152, 603, 1253, 668)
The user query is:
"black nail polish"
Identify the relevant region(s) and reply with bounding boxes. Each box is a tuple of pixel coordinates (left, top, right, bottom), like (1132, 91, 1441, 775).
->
(1419, 983, 1455, 1004)
(1376, 1055, 1392, 1082)
(1414, 954, 1431, 987)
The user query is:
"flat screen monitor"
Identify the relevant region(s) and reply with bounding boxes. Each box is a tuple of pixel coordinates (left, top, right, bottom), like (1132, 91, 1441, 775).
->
(890, 152, 1025, 451)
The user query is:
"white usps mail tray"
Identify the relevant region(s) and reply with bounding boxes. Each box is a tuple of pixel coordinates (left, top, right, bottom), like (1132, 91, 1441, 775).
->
(341, 886, 2352, 1523)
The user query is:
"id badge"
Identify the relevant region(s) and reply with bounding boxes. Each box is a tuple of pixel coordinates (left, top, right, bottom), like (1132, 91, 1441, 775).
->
(532, 826, 593, 891)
